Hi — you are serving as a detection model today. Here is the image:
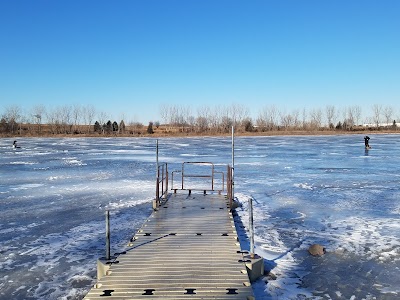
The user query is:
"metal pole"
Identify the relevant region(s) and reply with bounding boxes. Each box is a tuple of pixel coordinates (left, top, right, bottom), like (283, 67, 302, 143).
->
(231, 126, 235, 203)
(249, 198, 255, 258)
(181, 163, 184, 190)
(156, 139, 159, 205)
(106, 210, 110, 260)
(165, 164, 168, 196)
(156, 139, 159, 173)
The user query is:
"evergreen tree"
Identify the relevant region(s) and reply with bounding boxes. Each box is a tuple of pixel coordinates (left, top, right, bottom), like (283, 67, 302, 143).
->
(147, 122, 154, 134)
(112, 121, 118, 132)
(119, 120, 126, 133)
(105, 120, 112, 134)
(94, 121, 101, 133)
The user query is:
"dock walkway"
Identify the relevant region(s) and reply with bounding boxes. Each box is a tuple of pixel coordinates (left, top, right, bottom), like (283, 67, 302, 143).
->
(84, 161, 256, 299)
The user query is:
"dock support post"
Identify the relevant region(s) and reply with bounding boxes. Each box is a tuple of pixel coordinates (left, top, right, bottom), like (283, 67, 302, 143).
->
(231, 126, 235, 205)
(97, 258, 111, 281)
(154, 139, 160, 209)
(106, 210, 110, 261)
(249, 197, 254, 258)
(245, 197, 264, 282)
(96, 210, 112, 281)
(245, 253, 264, 282)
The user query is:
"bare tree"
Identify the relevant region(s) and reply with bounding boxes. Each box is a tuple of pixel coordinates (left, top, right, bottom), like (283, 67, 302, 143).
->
(24, 112, 35, 134)
(4, 105, 22, 134)
(383, 105, 394, 126)
(159, 104, 169, 126)
(160, 104, 187, 131)
(269, 105, 279, 130)
(196, 106, 210, 133)
(372, 104, 382, 127)
(230, 103, 249, 130)
(325, 105, 337, 129)
(82, 105, 96, 133)
(309, 108, 322, 130)
(166, 104, 185, 127)
(60, 105, 72, 133)
(129, 121, 143, 135)
(257, 105, 278, 131)
(353, 105, 362, 126)
(72, 104, 82, 133)
(209, 105, 221, 133)
(279, 109, 294, 130)
(346, 106, 355, 127)
(216, 105, 229, 133)
(255, 114, 266, 131)
(86, 105, 96, 133)
(187, 115, 196, 132)
(46, 107, 60, 134)
(179, 105, 191, 132)
(221, 116, 233, 133)
(301, 108, 308, 130)
(98, 111, 108, 126)
(292, 109, 300, 128)
(195, 116, 208, 133)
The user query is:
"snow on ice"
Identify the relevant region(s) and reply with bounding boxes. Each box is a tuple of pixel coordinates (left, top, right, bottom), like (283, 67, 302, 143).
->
(0, 135, 399, 299)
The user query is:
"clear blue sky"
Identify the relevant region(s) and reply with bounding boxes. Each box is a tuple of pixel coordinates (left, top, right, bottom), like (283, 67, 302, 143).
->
(1, 0, 399, 124)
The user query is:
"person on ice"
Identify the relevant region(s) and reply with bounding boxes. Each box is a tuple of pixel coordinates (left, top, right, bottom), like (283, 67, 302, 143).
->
(364, 136, 370, 148)
(13, 140, 21, 149)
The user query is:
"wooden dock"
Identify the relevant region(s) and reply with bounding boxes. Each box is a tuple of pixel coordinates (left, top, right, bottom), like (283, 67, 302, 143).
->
(84, 162, 257, 300)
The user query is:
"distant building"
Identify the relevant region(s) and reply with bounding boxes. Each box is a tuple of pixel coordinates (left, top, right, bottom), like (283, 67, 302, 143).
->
(362, 122, 398, 127)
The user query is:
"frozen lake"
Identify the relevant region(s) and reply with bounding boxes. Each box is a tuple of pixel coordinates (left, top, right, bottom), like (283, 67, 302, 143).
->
(0, 135, 399, 299)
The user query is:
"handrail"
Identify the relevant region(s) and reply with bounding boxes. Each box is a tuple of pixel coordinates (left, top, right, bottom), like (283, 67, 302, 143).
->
(171, 162, 225, 194)
(157, 161, 234, 208)
(156, 163, 168, 206)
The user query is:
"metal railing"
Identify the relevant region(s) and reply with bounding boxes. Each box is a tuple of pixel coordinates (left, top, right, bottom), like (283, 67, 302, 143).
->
(155, 163, 168, 206)
(155, 161, 234, 208)
(171, 162, 225, 194)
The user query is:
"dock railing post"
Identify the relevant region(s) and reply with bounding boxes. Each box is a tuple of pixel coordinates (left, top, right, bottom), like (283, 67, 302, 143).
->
(154, 139, 160, 209)
(249, 198, 254, 259)
(106, 210, 110, 261)
(96, 210, 112, 281)
(245, 196, 264, 282)
(165, 164, 168, 197)
(231, 126, 235, 205)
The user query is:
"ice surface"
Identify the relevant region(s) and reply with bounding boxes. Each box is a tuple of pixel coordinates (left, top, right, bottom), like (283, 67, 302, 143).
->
(1, 135, 399, 299)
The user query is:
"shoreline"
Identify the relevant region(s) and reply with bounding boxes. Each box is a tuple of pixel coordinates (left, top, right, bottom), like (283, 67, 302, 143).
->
(2, 129, 400, 139)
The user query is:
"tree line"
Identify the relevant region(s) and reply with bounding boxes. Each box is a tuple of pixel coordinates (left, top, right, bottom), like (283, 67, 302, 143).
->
(1, 103, 399, 136)
(0, 104, 142, 136)
(157, 103, 398, 133)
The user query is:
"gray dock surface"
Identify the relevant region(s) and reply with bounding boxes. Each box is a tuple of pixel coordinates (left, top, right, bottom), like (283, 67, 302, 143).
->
(84, 192, 254, 299)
